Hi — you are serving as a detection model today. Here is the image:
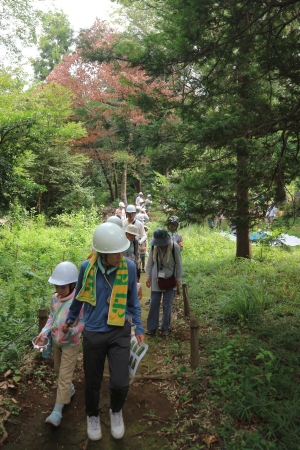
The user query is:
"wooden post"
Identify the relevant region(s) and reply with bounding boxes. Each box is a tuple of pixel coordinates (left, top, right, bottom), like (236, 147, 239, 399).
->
(190, 316, 200, 370)
(38, 308, 48, 333)
(182, 283, 190, 316)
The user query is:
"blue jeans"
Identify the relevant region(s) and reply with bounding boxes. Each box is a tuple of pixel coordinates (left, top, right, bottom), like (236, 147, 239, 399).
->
(146, 289, 176, 332)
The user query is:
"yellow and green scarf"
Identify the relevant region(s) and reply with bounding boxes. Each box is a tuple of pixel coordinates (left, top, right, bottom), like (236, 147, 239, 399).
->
(76, 252, 128, 326)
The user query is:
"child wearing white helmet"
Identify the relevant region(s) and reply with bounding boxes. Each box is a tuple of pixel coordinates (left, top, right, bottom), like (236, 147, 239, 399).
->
(35, 261, 84, 427)
(62, 223, 144, 442)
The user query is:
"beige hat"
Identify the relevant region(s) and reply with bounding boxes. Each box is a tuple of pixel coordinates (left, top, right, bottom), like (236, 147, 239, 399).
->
(125, 224, 139, 236)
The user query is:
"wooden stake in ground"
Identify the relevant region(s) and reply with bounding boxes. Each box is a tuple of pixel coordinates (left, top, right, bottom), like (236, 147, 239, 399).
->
(38, 308, 48, 333)
(190, 316, 200, 370)
(182, 283, 190, 316)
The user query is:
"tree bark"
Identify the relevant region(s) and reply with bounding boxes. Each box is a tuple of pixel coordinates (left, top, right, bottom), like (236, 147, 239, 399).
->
(136, 179, 142, 194)
(113, 163, 118, 199)
(236, 149, 252, 259)
(99, 160, 114, 201)
(121, 162, 128, 205)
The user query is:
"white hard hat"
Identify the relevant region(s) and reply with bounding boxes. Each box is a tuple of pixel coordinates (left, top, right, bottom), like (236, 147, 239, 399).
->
(139, 192, 143, 195)
(119, 201, 125, 207)
(125, 224, 139, 236)
(126, 204, 136, 213)
(93, 222, 130, 253)
(147, 194, 151, 197)
(107, 216, 123, 227)
(48, 261, 79, 285)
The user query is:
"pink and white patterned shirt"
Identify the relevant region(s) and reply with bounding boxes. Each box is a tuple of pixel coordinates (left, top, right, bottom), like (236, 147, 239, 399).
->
(42, 289, 84, 348)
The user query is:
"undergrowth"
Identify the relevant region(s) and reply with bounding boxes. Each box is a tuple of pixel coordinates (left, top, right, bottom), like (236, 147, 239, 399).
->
(0, 207, 100, 373)
(178, 223, 300, 449)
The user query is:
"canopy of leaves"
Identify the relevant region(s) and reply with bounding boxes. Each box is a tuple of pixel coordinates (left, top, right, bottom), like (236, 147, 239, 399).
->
(47, 20, 177, 200)
(112, 0, 300, 213)
(0, 0, 42, 58)
(31, 9, 74, 81)
(0, 69, 88, 214)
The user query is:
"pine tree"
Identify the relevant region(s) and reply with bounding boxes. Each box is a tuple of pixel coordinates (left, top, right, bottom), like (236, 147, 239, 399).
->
(111, 0, 300, 258)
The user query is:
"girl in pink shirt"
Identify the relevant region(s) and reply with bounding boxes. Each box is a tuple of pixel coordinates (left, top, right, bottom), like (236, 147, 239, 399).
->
(35, 261, 84, 427)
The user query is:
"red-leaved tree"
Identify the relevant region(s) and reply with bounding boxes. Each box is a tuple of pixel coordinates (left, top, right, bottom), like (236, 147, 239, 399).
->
(47, 19, 175, 203)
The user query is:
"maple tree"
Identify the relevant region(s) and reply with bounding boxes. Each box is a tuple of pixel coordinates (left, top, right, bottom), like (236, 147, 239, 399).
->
(47, 20, 175, 202)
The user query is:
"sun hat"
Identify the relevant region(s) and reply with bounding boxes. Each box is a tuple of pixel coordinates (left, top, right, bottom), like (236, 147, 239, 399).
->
(125, 224, 140, 236)
(150, 228, 171, 246)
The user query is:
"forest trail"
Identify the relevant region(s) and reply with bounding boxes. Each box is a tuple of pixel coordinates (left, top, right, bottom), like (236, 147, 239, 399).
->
(3, 273, 174, 450)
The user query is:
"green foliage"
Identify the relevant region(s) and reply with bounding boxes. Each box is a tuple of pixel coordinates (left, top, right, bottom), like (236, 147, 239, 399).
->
(219, 282, 268, 326)
(31, 10, 74, 81)
(0, 69, 36, 209)
(111, 0, 300, 258)
(0, 73, 89, 215)
(0, 208, 100, 373)
(0, 0, 42, 58)
(179, 222, 300, 449)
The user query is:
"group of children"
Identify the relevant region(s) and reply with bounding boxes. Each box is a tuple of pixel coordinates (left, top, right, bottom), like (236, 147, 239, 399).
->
(33, 200, 183, 442)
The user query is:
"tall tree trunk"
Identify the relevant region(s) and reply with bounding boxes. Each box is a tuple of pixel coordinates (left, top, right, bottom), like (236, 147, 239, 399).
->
(121, 162, 128, 205)
(36, 193, 42, 214)
(113, 163, 118, 199)
(99, 160, 114, 201)
(236, 148, 252, 259)
(136, 179, 142, 194)
(274, 164, 286, 204)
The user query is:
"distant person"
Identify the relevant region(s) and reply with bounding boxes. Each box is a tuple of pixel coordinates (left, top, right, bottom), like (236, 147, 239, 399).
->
(136, 206, 149, 224)
(122, 205, 147, 245)
(135, 192, 143, 206)
(207, 215, 215, 230)
(145, 228, 183, 337)
(139, 225, 148, 273)
(167, 216, 183, 251)
(62, 223, 144, 441)
(145, 194, 152, 214)
(115, 202, 126, 221)
(124, 223, 140, 266)
(265, 202, 278, 227)
(35, 262, 84, 427)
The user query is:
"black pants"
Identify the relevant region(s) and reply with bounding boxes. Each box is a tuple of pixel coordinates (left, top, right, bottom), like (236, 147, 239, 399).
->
(83, 322, 131, 416)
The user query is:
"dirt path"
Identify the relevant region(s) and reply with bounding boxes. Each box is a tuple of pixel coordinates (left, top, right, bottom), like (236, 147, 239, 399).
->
(2, 274, 174, 450)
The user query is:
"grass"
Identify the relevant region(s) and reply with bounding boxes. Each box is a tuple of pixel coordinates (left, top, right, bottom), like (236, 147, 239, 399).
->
(177, 221, 300, 449)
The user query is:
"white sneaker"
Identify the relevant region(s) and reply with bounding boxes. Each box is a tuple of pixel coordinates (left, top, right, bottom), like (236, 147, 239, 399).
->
(87, 415, 102, 441)
(110, 409, 125, 439)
